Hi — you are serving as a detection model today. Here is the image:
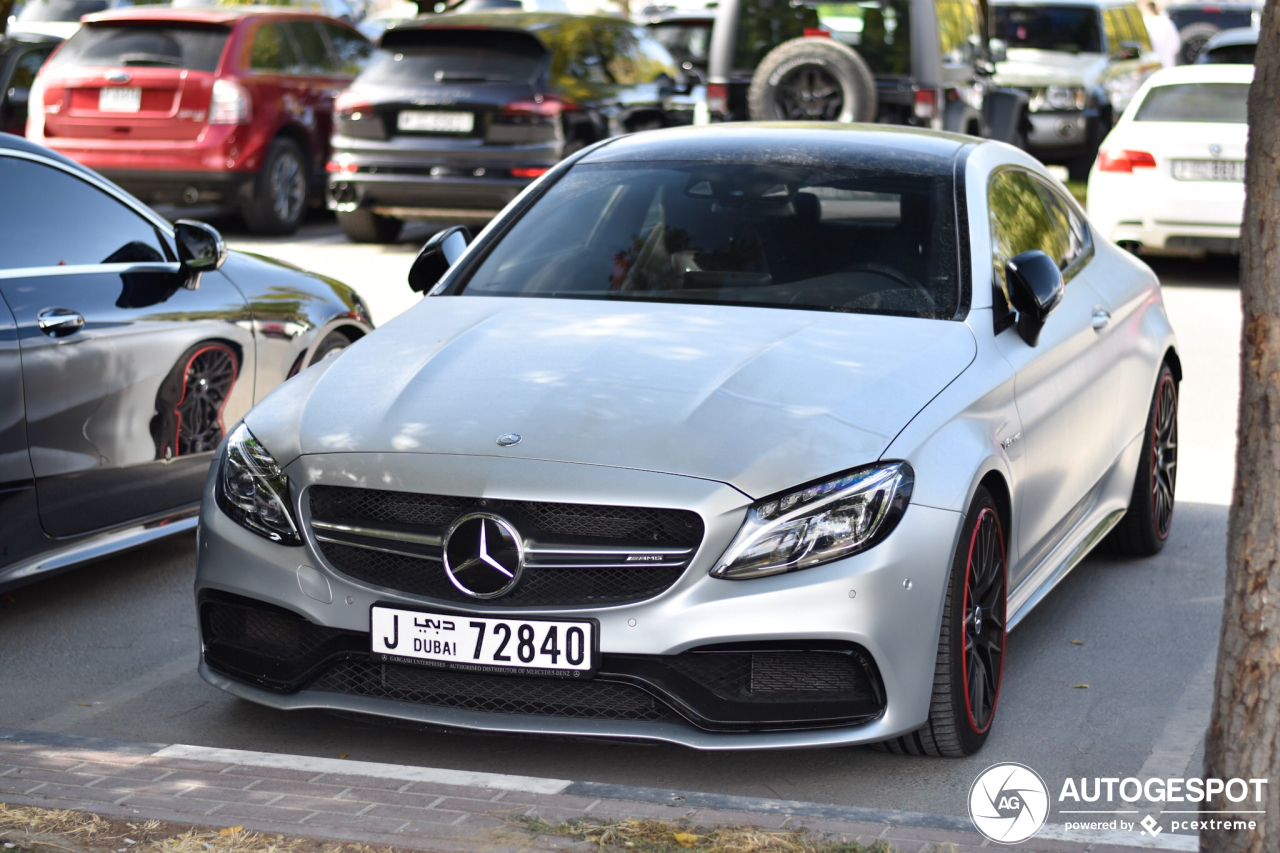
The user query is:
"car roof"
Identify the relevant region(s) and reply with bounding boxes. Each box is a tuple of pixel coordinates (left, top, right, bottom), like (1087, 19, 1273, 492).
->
(1204, 27, 1258, 48)
(0, 31, 65, 46)
(83, 6, 339, 25)
(1143, 62, 1254, 85)
(580, 124, 970, 174)
(0, 131, 93, 171)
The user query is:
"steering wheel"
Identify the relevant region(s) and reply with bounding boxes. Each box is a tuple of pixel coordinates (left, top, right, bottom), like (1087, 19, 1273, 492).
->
(846, 263, 931, 296)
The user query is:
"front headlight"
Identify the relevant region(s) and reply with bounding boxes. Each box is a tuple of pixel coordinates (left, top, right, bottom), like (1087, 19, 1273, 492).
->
(1030, 86, 1087, 112)
(214, 423, 301, 545)
(711, 463, 913, 580)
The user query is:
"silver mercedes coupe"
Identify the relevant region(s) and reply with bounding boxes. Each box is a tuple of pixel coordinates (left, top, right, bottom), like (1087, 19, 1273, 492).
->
(195, 125, 1179, 755)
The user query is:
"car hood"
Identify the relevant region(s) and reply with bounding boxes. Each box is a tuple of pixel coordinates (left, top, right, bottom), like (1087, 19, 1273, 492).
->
(994, 49, 1107, 87)
(249, 297, 976, 499)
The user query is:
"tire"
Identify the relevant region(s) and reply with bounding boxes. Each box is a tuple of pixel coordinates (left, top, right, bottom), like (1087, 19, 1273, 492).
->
(150, 341, 240, 460)
(747, 37, 877, 123)
(1105, 364, 1178, 556)
(883, 487, 1007, 757)
(243, 137, 309, 236)
(337, 208, 404, 244)
(1066, 156, 1094, 183)
(309, 330, 353, 366)
(1178, 22, 1220, 65)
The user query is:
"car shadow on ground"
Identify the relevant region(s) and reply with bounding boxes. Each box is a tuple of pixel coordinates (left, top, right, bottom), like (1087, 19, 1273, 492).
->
(1146, 254, 1240, 289)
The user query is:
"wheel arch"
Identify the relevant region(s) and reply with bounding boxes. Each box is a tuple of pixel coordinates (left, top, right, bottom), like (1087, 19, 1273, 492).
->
(273, 123, 316, 175)
(1163, 346, 1183, 384)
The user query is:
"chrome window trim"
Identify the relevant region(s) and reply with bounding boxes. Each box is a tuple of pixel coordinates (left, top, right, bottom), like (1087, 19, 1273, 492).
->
(0, 148, 176, 238)
(0, 262, 182, 281)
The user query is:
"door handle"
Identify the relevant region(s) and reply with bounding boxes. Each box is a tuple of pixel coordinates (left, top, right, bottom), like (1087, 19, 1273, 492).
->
(37, 308, 85, 338)
(1091, 306, 1111, 332)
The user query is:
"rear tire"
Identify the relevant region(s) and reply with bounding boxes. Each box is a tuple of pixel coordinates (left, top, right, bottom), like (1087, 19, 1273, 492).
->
(1066, 156, 1094, 183)
(309, 330, 353, 366)
(884, 487, 1007, 757)
(243, 137, 309, 236)
(748, 37, 877, 123)
(1105, 364, 1178, 556)
(337, 208, 404, 244)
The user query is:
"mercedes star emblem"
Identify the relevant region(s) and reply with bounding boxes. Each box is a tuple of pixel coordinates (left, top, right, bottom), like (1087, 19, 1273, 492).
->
(442, 512, 524, 598)
(496, 433, 521, 447)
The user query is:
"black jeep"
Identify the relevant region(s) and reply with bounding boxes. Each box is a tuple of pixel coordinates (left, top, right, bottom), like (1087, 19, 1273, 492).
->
(706, 0, 1026, 143)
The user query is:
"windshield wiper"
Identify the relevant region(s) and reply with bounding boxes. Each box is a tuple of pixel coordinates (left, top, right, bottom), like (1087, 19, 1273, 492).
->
(432, 71, 511, 82)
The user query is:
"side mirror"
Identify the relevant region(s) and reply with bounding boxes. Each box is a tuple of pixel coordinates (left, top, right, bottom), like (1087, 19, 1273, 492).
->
(174, 220, 227, 290)
(988, 37, 1008, 63)
(1119, 40, 1143, 60)
(1005, 249, 1064, 347)
(408, 225, 471, 293)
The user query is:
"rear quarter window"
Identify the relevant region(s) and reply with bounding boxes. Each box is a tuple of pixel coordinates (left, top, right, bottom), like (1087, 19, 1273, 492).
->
(47, 23, 231, 72)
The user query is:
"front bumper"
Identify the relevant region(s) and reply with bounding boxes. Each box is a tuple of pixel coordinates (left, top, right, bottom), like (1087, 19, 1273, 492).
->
(195, 452, 963, 749)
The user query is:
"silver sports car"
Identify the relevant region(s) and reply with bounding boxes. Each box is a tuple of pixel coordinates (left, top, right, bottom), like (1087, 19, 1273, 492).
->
(195, 125, 1179, 755)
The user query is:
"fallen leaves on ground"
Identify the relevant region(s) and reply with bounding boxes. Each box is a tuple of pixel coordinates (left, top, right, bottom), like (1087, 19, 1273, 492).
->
(512, 815, 898, 852)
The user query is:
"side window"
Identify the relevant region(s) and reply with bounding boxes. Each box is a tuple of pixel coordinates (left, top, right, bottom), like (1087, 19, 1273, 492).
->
(250, 22, 298, 73)
(0, 158, 166, 270)
(732, 0, 816, 74)
(288, 21, 333, 73)
(988, 169, 1070, 303)
(1124, 3, 1152, 50)
(1104, 7, 1134, 57)
(1031, 177, 1091, 274)
(595, 24, 642, 84)
(936, 0, 978, 65)
(323, 23, 373, 76)
(11, 46, 53, 91)
(634, 31, 679, 82)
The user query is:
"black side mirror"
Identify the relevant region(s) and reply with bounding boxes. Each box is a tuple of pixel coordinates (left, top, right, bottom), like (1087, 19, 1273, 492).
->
(1005, 249, 1064, 347)
(409, 225, 471, 293)
(174, 220, 227, 290)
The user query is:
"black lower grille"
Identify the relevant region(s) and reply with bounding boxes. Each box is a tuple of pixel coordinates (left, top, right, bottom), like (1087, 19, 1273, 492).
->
(307, 486, 704, 607)
(200, 592, 364, 690)
(312, 658, 677, 722)
(665, 650, 871, 701)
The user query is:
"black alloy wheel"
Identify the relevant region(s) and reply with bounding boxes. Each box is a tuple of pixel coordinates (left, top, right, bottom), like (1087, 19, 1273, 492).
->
(883, 486, 1007, 757)
(1151, 373, 1178, 539)
(176, 345, 238, 455)
(1105, 363, 1178, 556)
(774, 65, 845, 121)
(244, 137, 309, 235)
(962, 506, 1007, 735)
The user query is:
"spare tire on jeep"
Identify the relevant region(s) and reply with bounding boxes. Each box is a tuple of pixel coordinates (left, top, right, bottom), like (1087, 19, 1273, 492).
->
(748, 37, 878, 123)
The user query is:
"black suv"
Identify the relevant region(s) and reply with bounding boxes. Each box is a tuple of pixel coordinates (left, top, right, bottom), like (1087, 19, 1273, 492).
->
(706, 0, 1025, 142)
(327, 12, 691, 243)
(1166, 2, 1261, 64)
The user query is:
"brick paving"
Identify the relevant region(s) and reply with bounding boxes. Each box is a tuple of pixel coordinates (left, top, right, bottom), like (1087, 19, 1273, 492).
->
(0, 731, 1192, 853)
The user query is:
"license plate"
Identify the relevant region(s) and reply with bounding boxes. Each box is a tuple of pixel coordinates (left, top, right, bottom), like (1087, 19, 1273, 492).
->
(1173, 159, 1244, 181)
(397, 110, 474, 133)
(370, 605, 595, 676)
(99, 86, 141, 113)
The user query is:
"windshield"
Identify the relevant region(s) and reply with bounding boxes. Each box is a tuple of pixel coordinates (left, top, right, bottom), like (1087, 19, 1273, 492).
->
(992, 5, 1103, 53)
(17, 0, 106, 22)
(1133, 83, 1250, 123)
(48, 23, 231, 70)
(457, 162, 959, 319)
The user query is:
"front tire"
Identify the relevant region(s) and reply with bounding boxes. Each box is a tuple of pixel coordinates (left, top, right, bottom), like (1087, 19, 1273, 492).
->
(885, 487, 1007, 757)
(1106, 364, 1178, 556)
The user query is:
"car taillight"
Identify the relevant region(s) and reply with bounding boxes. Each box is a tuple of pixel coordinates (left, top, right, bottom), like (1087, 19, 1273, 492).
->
(706, 83, 728, 116)
(502, 95, 577, 117)
(1098, 150, 1156, 173)
(511, 167, 549, 178)
(334, 90, 372, 119)
(913, 88, 938, 120)
(326, 158, 357, 174)
(803, 28, 831, 37)
(209, 79, 251, 125)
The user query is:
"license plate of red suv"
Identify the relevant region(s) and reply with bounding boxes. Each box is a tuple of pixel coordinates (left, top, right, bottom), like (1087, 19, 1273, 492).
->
(99, 87, 141, 112)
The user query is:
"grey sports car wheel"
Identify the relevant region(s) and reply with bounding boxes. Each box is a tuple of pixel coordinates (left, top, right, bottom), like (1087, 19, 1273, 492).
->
(885, 487, 1006, 757)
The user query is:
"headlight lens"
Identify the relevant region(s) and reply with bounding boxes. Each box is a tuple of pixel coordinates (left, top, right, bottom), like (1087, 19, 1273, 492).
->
(711, 463, 913, 580)
(1030, 86, 1087, 112)
(215, 423, 301, 545)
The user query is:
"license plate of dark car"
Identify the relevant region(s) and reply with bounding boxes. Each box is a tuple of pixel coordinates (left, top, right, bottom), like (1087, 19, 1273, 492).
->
(370, 605, 595, 675)
(396, 110, 474, 133)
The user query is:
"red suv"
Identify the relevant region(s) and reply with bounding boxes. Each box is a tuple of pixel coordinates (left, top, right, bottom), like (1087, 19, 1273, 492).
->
(27, 7, 372, 234)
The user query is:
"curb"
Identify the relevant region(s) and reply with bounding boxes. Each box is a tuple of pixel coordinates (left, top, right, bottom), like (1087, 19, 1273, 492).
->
(0, 727, 1197, 851)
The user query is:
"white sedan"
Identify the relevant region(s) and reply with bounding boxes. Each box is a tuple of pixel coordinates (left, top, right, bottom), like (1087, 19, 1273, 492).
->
(1088, 63, 1251, 256)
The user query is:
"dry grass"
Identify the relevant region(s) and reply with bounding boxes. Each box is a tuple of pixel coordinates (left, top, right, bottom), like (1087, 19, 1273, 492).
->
(0, 804, 400, 853)
(511, 816, 903, 853)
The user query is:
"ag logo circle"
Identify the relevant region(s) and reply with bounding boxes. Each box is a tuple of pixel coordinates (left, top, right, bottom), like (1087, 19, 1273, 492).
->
(968, 762, 1049, 844)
